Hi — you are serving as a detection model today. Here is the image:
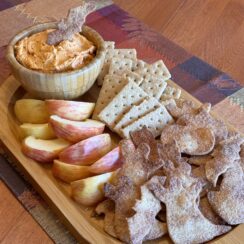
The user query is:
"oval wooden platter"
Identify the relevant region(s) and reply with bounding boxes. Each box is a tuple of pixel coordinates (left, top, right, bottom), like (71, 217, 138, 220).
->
(0, 75, 243, 244)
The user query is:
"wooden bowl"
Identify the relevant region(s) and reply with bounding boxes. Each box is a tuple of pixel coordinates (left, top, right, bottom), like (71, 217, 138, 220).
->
(6, 22, 105, 99)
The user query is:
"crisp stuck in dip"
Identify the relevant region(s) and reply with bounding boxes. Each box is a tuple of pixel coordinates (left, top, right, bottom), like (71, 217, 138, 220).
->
(14, 29, 96, 72)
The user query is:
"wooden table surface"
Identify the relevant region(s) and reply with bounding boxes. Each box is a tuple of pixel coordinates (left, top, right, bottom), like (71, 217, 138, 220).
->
(0, 0, 243, 243)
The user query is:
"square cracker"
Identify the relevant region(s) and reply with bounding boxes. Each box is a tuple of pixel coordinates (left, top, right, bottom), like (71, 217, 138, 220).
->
(108, 58, 133, 76)
(97, 48, 137, 86)
(106, 48, 137, 61)
(131, 59, 147, 71)
(92, 75, 128, 120)
(120, 105, 173, 138)
(139, 73, 167, 99)
(104, 41, 115, 49)
(98, 80, 148, 129)
(160, 86, 181, 101)
(122, 70, 143, 85)
(97, 63, 110, 86)
(135, 60, 171, 81)
(97, 42, 115, 86)
(114, 96, 161, 135)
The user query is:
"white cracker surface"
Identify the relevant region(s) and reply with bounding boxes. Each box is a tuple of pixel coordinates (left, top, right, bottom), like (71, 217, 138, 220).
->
(104, 41, 115, 50)
(97, 48, 137, 86)
(109, 58, 133, 76)
(122, 70, 143, 85)
(121, 105, 173, 138)
(132, 59, 147, 71)
(98, 80, 148, 129)
(106, 49, 137, 61)
(97, 63, 110, 86)
(114, 96, 161, 135)
(139, 73, 167, 99)
(92, 75, 128, 120)
(97, 41, 115, 86)
(135, 60, 171, 81)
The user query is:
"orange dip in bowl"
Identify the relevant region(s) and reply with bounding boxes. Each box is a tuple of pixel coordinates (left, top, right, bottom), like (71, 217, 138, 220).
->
(14, 29, 96, 73)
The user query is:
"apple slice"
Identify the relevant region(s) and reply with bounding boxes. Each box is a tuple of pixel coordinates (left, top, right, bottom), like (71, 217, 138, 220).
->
(49, 115, 105, 142)
(45, 100, 95, 121)
(14, 99, 49, 124)
(52, 160, 93, 183)
(22, 136, 71, 163)
(89, 147, 123, 174)
(71, 172, 114, 206)
(20, 123, 56, 140)
(59, 133, 112, 165)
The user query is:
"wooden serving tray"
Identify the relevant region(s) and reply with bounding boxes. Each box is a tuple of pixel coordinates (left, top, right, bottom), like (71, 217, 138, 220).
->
(0, 76, 243, 244)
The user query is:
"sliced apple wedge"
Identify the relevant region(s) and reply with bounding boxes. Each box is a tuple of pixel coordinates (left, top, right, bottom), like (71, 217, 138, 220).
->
(89, 147, 123, 174)
(45, 100, 95, 121)
(20, 123, 56, 140)
(49, 115, 105, 142)
(59, 133, 112, 165)
(52, 160, 93, 183)
(71, 172, 114, 206)
(14, 99, 49, 124)
(22, 136, 71, 163)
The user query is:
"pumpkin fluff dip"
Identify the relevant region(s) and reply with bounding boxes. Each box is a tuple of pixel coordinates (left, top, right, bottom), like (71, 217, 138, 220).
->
(14, 29, 96, 73)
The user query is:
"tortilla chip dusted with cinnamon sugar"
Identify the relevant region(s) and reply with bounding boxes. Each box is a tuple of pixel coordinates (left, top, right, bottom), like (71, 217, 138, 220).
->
(130, 126, 160, 163)
(148, 176, 231, 244)
(161, 159, 197, 188)
(199, 197, 226, 225)
(188, 155, 213, 166)
(95, 199, 117, 238)
(104, 175, 139, 243)
(126, 185, 167, 243)
(116, 140, 162, 185)
(104, 138, 164, 242)
(166, 100, 199, 119)
(96, 126, 240, 243)
(157, 140, 181, 166)
(205, 133, 244, 186)
(144, 220, 167, 241)
(161, 124, 215, 156)
(103, 129, 169, 242)
(130, 126, 156, 147)
(192, 165, 213, 197)
(177, 104, 228, 143)
(47, 2, 96, 45)
(240, 144, 244, 172)
(208, 160, 244, 225)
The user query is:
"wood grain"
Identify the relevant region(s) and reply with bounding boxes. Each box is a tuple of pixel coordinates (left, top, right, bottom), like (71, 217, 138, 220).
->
(1, 1, 244, 243)
(114, 0, 244, 83)
(0, 181, 52, 244)
(0, 75, 243, 244)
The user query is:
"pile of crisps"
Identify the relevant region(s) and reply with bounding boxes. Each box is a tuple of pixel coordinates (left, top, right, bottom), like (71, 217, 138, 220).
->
(95, 101, 244, 244)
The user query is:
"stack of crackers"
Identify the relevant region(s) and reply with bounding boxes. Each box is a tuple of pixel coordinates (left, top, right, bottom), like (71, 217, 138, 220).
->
(93, 41, 181, 138)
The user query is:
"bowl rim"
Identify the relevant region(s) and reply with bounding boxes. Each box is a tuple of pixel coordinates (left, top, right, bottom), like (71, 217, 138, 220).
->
(6, 22, 105, 77)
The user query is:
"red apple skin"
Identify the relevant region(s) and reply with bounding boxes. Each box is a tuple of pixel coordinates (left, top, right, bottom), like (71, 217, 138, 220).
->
(45, 100, 95, 121)
(49, 116, 105, 143)
(59, 134, 112, 165)
(21, 137, 71, 163)
(89, 147, 123, 174)
(22, 143, 58, 163)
